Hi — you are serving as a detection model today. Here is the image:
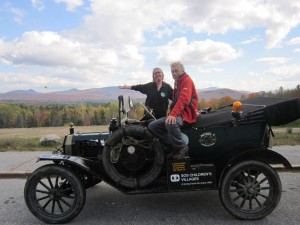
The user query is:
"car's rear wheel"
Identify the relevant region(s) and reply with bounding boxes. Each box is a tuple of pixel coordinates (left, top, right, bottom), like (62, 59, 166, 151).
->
(102, 125, 164, 189)
(24, 164, 86, 224)
(219, 160, 281, 220)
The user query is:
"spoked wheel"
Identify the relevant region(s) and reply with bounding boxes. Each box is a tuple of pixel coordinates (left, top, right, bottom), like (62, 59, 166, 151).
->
(24, 164, 86, 224)
(219, 160, 281, 220)
(102, 126, 164, 189)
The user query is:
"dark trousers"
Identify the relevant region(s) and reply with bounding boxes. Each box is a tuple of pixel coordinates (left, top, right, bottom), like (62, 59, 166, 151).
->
(148, 116, 185, 150)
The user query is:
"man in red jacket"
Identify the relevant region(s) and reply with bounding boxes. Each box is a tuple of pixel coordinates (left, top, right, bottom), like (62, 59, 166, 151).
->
(148, 61, 199, 159)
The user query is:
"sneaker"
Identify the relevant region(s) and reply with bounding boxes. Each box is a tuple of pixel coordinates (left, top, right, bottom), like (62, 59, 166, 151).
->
(173, 145, 189, 160)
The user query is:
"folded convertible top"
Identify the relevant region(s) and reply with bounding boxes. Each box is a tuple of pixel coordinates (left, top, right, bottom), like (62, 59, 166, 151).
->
(196, 97, 300, 128)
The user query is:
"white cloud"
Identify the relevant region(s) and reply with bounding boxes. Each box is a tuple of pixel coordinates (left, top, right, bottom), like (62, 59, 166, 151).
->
(287, 37, 300, 45)
(156, 37, 241, 65)
(31, 0, 45, 11)
(240, 36, 261, 45)
(74, 0, 300, 49)
(10, 7, 25, 24)
(266, 64, 300, 80)
(77, 0, 176, 46)
(55, 0, 83, 11)
(0, 30, 145, 91)
(239, 64, 300, 91)
(176, 0, 300, 49)
(256, 57, 291, 65)
(197, 67, 224, 74)
(0, 31, 144, 68)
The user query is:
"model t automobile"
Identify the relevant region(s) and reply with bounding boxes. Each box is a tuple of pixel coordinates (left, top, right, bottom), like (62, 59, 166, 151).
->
(24, 95, 300, 223)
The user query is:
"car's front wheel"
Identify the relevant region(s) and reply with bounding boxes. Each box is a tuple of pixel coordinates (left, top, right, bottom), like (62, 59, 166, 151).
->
(219, 160, 281, 220)
(24, 164, 86, 224)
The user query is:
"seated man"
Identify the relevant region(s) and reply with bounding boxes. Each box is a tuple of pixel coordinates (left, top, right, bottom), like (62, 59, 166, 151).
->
(148, 61, 199, 159)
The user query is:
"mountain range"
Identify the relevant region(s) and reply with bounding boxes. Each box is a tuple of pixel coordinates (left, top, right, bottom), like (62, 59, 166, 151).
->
(0, 86, 251, 104)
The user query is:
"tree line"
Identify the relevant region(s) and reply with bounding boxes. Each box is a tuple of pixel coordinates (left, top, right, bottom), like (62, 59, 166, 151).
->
(0, 103, 124, 128)
(0, 85, 299, 128)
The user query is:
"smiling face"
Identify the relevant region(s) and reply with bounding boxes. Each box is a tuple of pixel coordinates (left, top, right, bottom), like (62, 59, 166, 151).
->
(153, 68, 163, 83)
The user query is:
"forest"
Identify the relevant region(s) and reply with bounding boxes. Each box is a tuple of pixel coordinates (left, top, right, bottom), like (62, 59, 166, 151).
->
(0, 85, 299, 128)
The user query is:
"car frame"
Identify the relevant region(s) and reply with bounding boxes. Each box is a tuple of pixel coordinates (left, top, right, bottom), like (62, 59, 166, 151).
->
(24, 95, 300, 223)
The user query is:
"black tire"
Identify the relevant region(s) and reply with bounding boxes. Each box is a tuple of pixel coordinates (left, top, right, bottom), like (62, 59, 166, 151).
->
(24, 164, 86, 224)
(219, 160, 281, 220)
(102, 126, 164, 188)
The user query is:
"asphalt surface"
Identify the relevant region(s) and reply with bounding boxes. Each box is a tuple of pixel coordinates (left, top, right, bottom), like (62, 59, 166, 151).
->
(0, 145, 299, 178)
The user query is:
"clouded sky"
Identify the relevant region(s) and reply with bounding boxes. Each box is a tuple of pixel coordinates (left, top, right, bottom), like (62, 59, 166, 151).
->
(0, 0, 299, 93)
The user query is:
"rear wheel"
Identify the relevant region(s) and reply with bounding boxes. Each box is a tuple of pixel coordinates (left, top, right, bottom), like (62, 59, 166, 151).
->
(102, 126, 164, 188)
(24, 164, 86, 224)
(219, 160, 281, 220)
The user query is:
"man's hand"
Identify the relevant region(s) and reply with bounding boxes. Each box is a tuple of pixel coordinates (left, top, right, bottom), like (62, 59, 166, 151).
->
(165, 115, 176, 124)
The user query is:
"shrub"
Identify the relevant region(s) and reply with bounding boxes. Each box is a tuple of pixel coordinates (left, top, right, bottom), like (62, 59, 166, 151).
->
(286, 128, 293, 134)
(39, 134, 61, 147)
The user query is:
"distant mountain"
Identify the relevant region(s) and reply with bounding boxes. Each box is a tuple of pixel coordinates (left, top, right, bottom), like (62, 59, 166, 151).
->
(0, 86, 250, 104)
(6, 89, 39, 95)
(198, 88, 250, 101)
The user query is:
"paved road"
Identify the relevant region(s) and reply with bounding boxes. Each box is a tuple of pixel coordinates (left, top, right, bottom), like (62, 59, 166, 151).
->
(1, 173, 300, 225)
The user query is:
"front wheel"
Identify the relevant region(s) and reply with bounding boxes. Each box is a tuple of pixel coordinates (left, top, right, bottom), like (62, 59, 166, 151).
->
(219, 160, 281, 220)
(24, 164, 86, 224)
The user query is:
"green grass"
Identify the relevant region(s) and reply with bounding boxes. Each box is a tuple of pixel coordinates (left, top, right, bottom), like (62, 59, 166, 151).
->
(272, 133, 300, 146)
(0, 126, 108, 152)
(0, 137, 54, 152)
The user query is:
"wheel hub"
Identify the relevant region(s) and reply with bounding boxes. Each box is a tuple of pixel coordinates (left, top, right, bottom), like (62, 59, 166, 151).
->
(244, 183, 257, 197)
(127, 146, 136, 154)
(49, 189, 61, 200)
(247, 186, 255, 195)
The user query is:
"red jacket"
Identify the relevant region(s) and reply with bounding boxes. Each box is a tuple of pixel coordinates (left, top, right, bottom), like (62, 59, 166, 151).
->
(169, 73, 198, 123)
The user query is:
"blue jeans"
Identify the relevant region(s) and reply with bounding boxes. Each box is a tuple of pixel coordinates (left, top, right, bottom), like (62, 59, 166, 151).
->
(148, 116, 185, 150)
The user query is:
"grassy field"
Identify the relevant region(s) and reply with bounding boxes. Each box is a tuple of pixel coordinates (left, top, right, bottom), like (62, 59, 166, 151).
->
(0, 125, 108, 152)
(0, 125, 299, 152)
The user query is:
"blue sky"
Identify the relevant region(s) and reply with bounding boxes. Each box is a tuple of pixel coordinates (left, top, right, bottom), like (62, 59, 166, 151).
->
(0, 0, 299, 93)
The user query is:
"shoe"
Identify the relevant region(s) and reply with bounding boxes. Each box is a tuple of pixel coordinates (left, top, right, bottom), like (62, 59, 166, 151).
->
(173, 145, 189, 160)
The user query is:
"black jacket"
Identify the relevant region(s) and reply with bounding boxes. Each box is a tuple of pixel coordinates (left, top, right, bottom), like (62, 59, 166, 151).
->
(132, 82, 173, 118)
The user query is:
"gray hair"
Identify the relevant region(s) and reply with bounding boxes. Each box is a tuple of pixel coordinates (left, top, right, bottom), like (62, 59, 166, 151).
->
(170, 61, 185, 73)
(152, 67, 164, 81)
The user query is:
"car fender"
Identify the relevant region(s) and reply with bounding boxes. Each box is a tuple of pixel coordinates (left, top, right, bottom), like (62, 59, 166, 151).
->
(37, 153, 103, 177)
(218, 148, 292, 187)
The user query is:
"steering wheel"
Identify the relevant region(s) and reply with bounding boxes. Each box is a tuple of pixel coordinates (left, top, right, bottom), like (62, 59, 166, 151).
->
(140, 103, 156, 120)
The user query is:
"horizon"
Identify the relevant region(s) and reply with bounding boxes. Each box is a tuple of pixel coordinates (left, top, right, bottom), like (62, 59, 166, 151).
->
(0, 86, 252, 94)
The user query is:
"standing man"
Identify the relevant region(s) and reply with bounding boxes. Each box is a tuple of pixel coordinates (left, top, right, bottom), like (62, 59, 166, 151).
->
(148, 62, 198, 160)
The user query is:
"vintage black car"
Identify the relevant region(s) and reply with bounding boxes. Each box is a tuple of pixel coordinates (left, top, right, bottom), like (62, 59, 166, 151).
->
(24, 95, 300, 224)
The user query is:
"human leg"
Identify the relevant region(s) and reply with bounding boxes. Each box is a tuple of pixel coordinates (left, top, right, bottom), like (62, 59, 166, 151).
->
(165, 116, 188, 159)
(165, 116, 184, 150)
(149, 116, 188, 159)
(148, 117, 171, 146)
